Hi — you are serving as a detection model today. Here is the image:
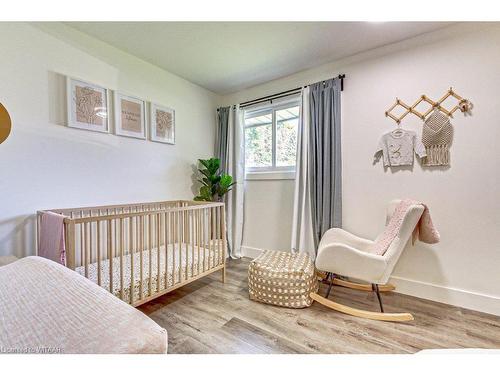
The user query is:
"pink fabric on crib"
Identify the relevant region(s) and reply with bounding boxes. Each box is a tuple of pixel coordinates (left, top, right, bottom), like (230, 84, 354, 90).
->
(39, 212, 66, 266)
(370, 199, 440, 256)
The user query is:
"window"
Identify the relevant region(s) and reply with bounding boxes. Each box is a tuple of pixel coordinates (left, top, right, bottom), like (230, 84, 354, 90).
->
(244, 101, 300, 174)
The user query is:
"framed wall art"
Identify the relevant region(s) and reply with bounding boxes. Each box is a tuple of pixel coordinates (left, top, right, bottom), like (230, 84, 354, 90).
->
(150, 103, 175, 144)
(114, 92, 146, 139)
(67, 77, 110, 133)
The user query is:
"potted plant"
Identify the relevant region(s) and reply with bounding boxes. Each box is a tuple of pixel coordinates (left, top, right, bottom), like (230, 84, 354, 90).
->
(194, 158, 235, 202)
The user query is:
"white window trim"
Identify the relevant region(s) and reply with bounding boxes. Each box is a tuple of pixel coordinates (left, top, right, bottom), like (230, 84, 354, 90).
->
(244, 99, 300, 178)
(245, 170, 296, 181)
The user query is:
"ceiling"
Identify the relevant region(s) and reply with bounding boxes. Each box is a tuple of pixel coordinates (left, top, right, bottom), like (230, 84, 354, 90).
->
(67, 22, 453, 95)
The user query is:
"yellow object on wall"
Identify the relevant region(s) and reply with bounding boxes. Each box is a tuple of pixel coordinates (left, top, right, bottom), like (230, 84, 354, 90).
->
(0, 102, 12, 144)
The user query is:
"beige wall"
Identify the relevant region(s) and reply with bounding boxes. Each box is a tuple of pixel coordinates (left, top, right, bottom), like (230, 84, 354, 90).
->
(0, 22, 219, 258)
(221, 23, 500, 315)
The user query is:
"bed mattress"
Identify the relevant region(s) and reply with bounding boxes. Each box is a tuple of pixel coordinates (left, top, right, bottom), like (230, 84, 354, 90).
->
(75, 242, 221, 303)
(0, 256, 167, 354)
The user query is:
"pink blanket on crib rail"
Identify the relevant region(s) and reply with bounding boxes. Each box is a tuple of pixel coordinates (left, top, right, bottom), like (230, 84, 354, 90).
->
(370, 199, 440, 256)
(38, 212, 66, 266)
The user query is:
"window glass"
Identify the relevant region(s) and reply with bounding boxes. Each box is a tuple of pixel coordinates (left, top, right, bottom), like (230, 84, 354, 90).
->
(244, 102, 299, 172)
(276, 106, 299, 167)
(244, 125, 272, 168)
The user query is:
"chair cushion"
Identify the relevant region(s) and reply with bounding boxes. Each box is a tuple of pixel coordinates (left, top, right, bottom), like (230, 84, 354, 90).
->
(248, 250, 318, 308)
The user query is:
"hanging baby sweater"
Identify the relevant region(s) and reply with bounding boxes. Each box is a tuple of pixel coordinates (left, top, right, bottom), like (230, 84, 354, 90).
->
(421, 110, 453, 166)
(375, 130, 426, 167)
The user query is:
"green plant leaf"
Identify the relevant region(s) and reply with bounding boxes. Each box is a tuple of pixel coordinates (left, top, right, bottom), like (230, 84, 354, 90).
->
(194, 157, 234, 202)
(219, 174, 233, 188)
(198, 159, 210, 169)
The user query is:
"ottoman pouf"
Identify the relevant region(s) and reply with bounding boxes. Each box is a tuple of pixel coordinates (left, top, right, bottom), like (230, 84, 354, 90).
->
(248, 250, 318, 308)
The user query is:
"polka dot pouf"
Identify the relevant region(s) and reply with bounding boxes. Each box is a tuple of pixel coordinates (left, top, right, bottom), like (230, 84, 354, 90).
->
(248, 250, 318, 308)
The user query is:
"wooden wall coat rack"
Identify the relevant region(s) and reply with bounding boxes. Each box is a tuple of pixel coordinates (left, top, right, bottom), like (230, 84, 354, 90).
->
(385, 88, 473, 124)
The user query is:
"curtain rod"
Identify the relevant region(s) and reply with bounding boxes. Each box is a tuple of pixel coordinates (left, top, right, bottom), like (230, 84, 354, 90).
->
(235, 74, 345, 110)
(217, 74, 345, 112)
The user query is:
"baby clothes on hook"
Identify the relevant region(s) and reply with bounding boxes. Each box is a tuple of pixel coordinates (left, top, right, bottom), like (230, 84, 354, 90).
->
(375, 129, 426, 167)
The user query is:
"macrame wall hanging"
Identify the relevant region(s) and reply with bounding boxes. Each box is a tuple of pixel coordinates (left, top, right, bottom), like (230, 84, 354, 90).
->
(384, 88, 473, 167)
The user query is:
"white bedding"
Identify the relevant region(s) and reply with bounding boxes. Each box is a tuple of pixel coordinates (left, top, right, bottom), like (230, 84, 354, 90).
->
(75, 242, 221, 304)
(0, 256, 167, 354)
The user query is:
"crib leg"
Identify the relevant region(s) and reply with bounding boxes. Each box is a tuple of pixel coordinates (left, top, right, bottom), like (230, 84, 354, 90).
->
(221, 266, 226, 283)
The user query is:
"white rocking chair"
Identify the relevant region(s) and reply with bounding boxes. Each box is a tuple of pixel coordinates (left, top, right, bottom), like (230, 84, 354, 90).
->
(311, 200, 424, 322)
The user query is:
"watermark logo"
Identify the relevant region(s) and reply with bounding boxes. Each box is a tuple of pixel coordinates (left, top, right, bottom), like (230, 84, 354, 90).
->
(0, 346, 62, 354)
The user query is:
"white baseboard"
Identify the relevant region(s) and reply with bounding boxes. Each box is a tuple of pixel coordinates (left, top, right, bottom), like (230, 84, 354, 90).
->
(241, 245, 500, 316)
(241, 245, 264, 259)
(389, 275, 500, 316)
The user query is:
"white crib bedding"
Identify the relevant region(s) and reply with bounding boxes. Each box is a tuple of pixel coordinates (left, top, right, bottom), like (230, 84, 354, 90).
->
(75, 242, 222, 303)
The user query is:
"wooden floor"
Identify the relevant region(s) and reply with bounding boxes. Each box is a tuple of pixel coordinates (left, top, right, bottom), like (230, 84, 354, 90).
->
(139, 258, 500, 354)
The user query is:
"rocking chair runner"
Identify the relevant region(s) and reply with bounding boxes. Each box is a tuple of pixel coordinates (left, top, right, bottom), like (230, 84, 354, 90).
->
(311, 200, 425, 322)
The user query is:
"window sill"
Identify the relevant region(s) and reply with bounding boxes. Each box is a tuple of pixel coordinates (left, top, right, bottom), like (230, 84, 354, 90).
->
(245, 170, 296, 181)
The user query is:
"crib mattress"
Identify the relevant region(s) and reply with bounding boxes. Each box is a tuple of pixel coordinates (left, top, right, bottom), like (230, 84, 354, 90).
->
(75, 242, 222, 303)
(0, 256, 167, 354)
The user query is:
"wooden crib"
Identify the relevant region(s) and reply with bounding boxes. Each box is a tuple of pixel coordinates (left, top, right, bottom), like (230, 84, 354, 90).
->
(37, 200, 226, 306)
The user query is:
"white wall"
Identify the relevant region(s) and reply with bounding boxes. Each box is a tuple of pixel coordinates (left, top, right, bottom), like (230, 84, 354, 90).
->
(221, 23, 500, 315)
(242, 178, 296, 256)
(0, 22, 219, 258)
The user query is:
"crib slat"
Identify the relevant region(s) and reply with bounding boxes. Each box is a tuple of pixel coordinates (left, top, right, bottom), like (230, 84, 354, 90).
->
(209, 209, 212, 270)
(209, 208, 212, 269)
(212, 207, 216, 268)
(97, 219, 101, 286)
(119, 218, 124, 301)
(195, 209, 204, 274)
(148, 214, 152, 297)
(213, 207, 217, 267)
(214, 207, 218, 268)
(89, 213, 93, 265)
(190, 210, 194, 278)
(215, 206, 219, 267)
(213, 207, 217, 270)
(89, 221, 92, 270)
(218, 206, 222, 268)
(139, 214, 144, 301)
(221, 205, 226, 281)
(202, 209, 208, 272)
(164, 212, 169, 289)
(83, 222, 88, 278)
(157, 213, 161, 293)
(210, 208, 214, 269)
(177, 211, 182, 283)
(172, 211, 176, 285)
(107, 219, 113, 294)
(130, 216, 134, 305)
(79, 210, 84, 269)
(208, 208, 212, 269)
(217, 206, 221, 267)
(199, 208, 204, 271)
(203, 208, 208, 272)
(182, 210, 186, 282)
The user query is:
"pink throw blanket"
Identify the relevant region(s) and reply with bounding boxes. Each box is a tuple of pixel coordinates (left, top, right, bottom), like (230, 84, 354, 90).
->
(38, 212, 66, 266)
(371, 199, 440, 256)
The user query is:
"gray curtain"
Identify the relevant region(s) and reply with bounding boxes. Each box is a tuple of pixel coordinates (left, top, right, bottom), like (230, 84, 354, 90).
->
(215, 106, 230, 173)
(308, 78, 342, 247)
(215, 106, 245, 258)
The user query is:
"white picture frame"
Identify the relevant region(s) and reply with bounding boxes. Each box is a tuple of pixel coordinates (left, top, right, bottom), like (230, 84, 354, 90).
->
(114, 92, 146, 139)
(150, 103, 175, 144)
(66, 77, 110, 133)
